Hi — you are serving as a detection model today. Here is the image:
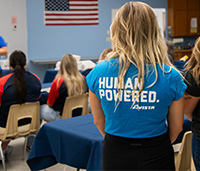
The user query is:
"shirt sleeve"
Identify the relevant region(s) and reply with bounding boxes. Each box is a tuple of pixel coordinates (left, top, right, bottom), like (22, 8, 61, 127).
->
(86, 61, 106, 95)
(0, 74, 13, 104)
(0, 36, 7, 48)
(47, 78, 61, 106)
(184, 71, 200, 97)
(0, 80, 3, 104)
(169, 69, 187, 101)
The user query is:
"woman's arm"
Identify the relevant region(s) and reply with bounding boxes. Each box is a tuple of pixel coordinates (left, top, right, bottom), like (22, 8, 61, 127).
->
(184, 93, 200, 121)
(47, 101, 53, 107)
(89, 90, 106, 137)
(0, 46, 8, 56)
(47, 79, 60, 107)
(167, 96, 184, 143)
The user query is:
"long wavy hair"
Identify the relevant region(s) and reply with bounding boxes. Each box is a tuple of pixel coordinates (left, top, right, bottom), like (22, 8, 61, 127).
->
(9, 50, 27, 104)
(185, 37, 200, 85)
(55, 54, 86, 96)
(108, 1, 172, 106)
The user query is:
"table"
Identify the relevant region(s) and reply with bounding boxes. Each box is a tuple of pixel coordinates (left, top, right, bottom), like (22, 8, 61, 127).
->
(26, 115, 191, 171)
(43, 69, 58, 83)
(31, 59, 60, 65)
(2, 69, 12, 76)
(43, 68, 91, 83)
(42, 82, 52, 89)
(27, 114, 104, 171)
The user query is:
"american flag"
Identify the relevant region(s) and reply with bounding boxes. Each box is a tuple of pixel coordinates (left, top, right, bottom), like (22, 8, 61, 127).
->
(44, 0, 99, 26)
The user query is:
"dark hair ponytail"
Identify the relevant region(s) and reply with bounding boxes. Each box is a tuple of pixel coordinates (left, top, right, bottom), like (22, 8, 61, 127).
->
(9, 50, 27, 104)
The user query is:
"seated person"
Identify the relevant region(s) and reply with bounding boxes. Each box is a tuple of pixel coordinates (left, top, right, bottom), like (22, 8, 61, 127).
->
(0, 36, 8, 56)
(0, 50, 41, 155)
(81, 48, 112, 77)
(40, 54, 87, 121)
(0, 36, 8, 77)
(98, 48, 112, 63)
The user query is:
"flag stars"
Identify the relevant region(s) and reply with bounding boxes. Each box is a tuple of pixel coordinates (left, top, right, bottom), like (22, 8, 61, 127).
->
(45, 0, 69, 11)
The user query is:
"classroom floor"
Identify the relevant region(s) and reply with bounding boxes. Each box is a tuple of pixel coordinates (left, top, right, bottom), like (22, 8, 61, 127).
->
(0, 137, 86, 171)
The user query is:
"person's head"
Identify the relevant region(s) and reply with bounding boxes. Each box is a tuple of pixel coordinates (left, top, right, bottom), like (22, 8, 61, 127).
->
(9, 50, 27, 104)
(56, 54, 86, 96)
(9, 50, 26, 70)
(98, 48, 112, 63)
(108, 1, 171, 106)
(110, 1, 169, 65)
(185, 37, 200, 85)
(59, 54, 78, 76)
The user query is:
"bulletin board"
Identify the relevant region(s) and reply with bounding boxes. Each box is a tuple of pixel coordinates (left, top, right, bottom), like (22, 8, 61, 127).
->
(112, 8, 166, 37)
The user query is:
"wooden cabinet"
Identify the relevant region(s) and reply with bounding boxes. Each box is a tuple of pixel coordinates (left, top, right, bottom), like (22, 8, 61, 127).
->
(188, 0, 200, 10)
(174, 49, 192, 61)
(168, 0, 200, 37)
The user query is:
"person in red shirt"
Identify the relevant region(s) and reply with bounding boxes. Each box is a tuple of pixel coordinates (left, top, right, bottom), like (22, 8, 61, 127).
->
(40, 54, 87, 121)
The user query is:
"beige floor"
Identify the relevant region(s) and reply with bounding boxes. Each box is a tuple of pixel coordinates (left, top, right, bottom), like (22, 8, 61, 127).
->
(0, 137, 85, 171)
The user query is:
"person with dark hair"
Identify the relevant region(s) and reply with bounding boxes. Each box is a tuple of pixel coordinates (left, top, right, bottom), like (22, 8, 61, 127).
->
(0, 50, 41, 157)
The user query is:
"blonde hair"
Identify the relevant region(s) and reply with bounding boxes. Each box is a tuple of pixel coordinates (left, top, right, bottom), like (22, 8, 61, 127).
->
(185, 37, 200, 85)
(108, 1, 172, 106)
(56, 54, 86, 96)
(98, 48, 112, 63)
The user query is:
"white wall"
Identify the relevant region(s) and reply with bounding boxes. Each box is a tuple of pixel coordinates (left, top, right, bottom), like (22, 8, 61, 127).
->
(0, 0, 27, 57)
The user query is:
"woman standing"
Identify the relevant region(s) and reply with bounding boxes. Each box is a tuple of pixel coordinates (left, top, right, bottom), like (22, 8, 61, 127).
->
(86, 1, 186, 170)
(184, 36, 200, 171)
(40, 54, 87, 121)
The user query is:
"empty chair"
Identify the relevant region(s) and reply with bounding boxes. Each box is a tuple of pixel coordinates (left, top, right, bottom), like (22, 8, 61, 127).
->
(61, 93, 89, 119)
(174, 131, 192, 171)
(0, 101, 40, 171)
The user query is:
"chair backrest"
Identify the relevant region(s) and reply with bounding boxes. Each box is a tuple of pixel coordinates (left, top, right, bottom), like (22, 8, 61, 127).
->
(174, 131, 192, 171)
(0, 101, 40, 140)
(61, 93, 89, 119)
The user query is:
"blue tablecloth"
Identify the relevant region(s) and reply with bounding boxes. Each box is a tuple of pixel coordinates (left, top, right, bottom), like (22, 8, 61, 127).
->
(42, 82, 52, 89)
(2, 69, 12, 76)
(27, 114, 104, 171)
(43, 69, 58, 83)
(43, 69, 92, 83)
(173, 60, 188, 74)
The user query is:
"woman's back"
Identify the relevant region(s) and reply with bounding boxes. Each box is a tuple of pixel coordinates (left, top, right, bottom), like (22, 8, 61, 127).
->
(0, 50, 41, 128)
(0, 71, 41, 128)
(87, 58, 186, 138)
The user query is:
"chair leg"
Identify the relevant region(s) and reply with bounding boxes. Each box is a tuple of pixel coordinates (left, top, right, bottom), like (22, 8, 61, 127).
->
(0, 141, 7, 171)
(23, 136, 28, 160)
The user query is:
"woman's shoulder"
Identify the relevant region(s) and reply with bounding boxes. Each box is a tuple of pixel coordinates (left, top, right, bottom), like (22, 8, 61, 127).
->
(26, 71, 41, 81)
(156, 64, 182, 78)
(52, 77, 64, 87)
(0, 73, 13, 85)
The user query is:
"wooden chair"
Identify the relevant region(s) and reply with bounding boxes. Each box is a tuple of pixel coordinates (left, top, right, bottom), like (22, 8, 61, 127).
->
(174, 131, 192, 171)
(61, 93, 89, 119)
(0, 101, 40, 171)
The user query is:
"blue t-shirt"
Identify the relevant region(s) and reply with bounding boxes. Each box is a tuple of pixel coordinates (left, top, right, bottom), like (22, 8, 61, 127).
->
(86, 58, 187, 138)
(0, 36, 6, 48)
